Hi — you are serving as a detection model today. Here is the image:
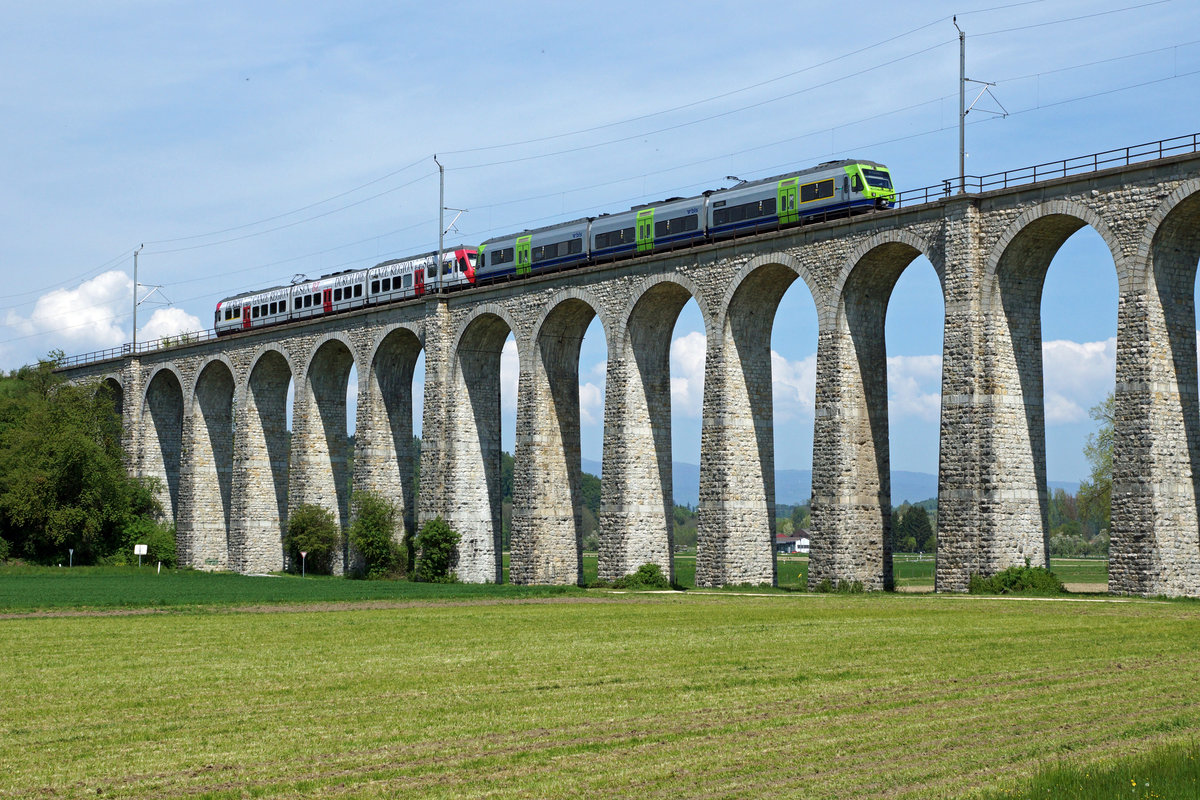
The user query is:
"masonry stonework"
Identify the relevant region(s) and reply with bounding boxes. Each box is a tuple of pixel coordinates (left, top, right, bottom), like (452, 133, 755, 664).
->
(59, 153, 1200, 597)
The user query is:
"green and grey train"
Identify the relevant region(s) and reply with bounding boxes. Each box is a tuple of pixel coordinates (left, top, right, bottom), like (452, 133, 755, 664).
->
(215, 159, 893, 335)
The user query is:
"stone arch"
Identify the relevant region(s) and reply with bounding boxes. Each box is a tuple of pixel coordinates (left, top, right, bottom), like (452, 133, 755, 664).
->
(100, 374, 124, 417)
(290, 334, 359, 574)
(444, 310, 518, 583)
(975, 201, 1125, 586)
(230, 347, 294, 573)
(355, 325, 425, 568)
(811, 233, 942, 591)
(597, 274, 707, 583)
(140, 365, 185, 524)
(696, 251, 821, 588)
(511, 291, 607, 586)
(1110, 180, 1200, 596)
(179, 358, 235, 570)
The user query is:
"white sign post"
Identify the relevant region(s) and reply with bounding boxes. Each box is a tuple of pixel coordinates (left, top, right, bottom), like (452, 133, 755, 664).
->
(134, 543, 148, 567)
(300, 551, 307, 578)
(68, 548, 74, 568)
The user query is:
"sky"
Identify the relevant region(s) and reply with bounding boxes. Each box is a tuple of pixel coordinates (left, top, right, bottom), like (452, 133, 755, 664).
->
(2, 0, 1198, 488)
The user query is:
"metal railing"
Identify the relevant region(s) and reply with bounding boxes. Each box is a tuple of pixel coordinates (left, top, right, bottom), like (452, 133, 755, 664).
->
(892, 132, 1200, 208)
(56, 328, 220, 369)
(53, 132, 1200, 369)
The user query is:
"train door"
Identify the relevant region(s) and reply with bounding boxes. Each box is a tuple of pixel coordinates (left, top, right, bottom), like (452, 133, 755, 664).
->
(322, 288, 332, 314)
(516, 235, 532, 275)
(415, 265, 425, 297)
(778, 178, 799, 224)
(636, 209, 655, 253)
(242, 305, 251, 330)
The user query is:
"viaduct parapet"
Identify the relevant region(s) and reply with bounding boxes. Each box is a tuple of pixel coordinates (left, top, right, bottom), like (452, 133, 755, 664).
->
(61, 151, 1200, 597)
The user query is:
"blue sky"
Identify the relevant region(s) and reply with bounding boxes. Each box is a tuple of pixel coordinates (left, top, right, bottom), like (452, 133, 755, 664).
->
(1, 0, 1196, 486)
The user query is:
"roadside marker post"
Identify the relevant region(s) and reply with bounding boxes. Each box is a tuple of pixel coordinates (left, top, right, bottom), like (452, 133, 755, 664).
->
(301, 551, 307, 578)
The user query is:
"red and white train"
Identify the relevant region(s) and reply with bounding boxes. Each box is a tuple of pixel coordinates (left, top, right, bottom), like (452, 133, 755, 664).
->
(214, 247, 477, 335)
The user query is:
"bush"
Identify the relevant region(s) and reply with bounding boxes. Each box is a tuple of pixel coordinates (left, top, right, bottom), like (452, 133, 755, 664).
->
(413, 516, 459, 583)
(0, 535, 8, 562)
(285, 504, 341, 574)
(814, 578, 865, 594)
(121, 517, 177, 567)
(968, 564, 1065, 595)
(611, 562, 671, 590)
(348, 492, 402, 579)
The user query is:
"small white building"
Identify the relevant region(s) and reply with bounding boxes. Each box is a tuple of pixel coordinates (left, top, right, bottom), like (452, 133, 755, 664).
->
(774, 534, 810, 555)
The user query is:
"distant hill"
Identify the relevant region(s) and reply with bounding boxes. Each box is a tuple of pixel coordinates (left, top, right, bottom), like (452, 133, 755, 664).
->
(581, 458, 1079, 507)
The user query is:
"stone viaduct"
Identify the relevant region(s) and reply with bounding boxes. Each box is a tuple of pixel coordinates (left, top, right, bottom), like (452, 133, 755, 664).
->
(59, 150, 1200, 597)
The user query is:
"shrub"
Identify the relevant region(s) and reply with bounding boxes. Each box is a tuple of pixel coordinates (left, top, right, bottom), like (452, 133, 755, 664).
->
(285, 504, 341, 574)
(413, 516, 459, 582)
(969, 564, 1065, 595)
(814, 578, 865, 594)
(348, 492, 402, 579)
(0, 535, 8, 562)
(122, 517, 177, 567)
(611, 562, 671, 590)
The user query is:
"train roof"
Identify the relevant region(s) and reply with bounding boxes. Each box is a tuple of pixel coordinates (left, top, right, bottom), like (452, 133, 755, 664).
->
(713, 159, 890, 194)
(480, 219, 590, 247)
(217, 283, 294, 306)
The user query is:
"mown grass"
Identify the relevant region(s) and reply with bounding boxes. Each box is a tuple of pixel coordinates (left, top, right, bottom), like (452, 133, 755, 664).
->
(1, 576, 1196, 799)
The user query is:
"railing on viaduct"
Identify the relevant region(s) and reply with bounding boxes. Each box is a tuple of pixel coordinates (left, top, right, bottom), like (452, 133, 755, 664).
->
(55, 134, 1200, 598)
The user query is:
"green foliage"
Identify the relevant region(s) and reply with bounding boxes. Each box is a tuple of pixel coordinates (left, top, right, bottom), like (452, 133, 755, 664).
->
(0, 535, 8, 562)
(896, 505, 933, 552)
(348, 492, 403, 579)
(0, 358, 165, 564)
(672, 504, 698, 550)
(1078, 392, 1114, 537)
(285, 504, 340, 575)
(969, 564, 1066, 595)
(790, 503, 811, 531)
(109, 516, 177, 567)
(611, 562, 671, 590)
(814, 578, 865, 594)
(414, 516, 460, 582)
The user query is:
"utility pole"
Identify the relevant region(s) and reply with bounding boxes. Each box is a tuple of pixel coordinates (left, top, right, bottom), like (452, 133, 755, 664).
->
(953, 17, 1007, 195)
(956, 17, 965, 194)
(434, 155, 444, 294)
(132, 244, 143, 351)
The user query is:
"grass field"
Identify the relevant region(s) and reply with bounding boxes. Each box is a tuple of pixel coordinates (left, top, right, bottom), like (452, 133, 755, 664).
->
(1, 568, 1196, 799)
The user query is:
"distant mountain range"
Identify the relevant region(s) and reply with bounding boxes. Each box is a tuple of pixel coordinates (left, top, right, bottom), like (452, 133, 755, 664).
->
(581, 458, 1079, 507)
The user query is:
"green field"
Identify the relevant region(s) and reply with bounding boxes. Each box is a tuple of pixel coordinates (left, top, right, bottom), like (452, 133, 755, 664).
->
(1, 569, 1196, 799)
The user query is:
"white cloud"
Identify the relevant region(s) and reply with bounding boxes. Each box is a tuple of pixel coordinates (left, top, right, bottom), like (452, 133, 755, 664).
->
(579, 381, 604, 426)
(138, 307, 204, 343)
(1042, 338, 1115, 424)
(670, 331, 707, 417)
(5, 270, 130, 349)
(772, 350, 817, 421)
(887, 354, 942, 422)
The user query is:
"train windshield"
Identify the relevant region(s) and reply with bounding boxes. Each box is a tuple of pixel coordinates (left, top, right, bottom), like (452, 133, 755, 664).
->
(863, 169, 892, 189)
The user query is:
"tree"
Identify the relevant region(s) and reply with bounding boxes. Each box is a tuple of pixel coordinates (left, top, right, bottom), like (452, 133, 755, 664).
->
(348, 492, 403, 579)
(790, 504, 810, 531)
(1078, 392, 1114, 537)
(897, 506, 933, 553)
(0, 356, 164, 564)
(285, 504, 340, 574)
(414, 516, 460, 582)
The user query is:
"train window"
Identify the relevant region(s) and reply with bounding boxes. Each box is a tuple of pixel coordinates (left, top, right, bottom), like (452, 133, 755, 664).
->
(852, 174, 863, 192)
(427, 264, 436, 278)
(301, 294, 309, 308)
(252, 305, 260, 318)
(682, 214, 698, 232)
(863, 169, 891, 189)
(762, 198, 776, 216)
(655, 220, 669, 237)
(268, 302, 276, 315)
(402, 274, 412, 288)
(312, 293, 320, 306)
(443, 260, 452, 275)
(568, 238, 582, 254)
(801, 179, 835, 203)
(381, 278, 391, 292)
(371, 280, 380, 293)
(354, 283, 363, 297)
